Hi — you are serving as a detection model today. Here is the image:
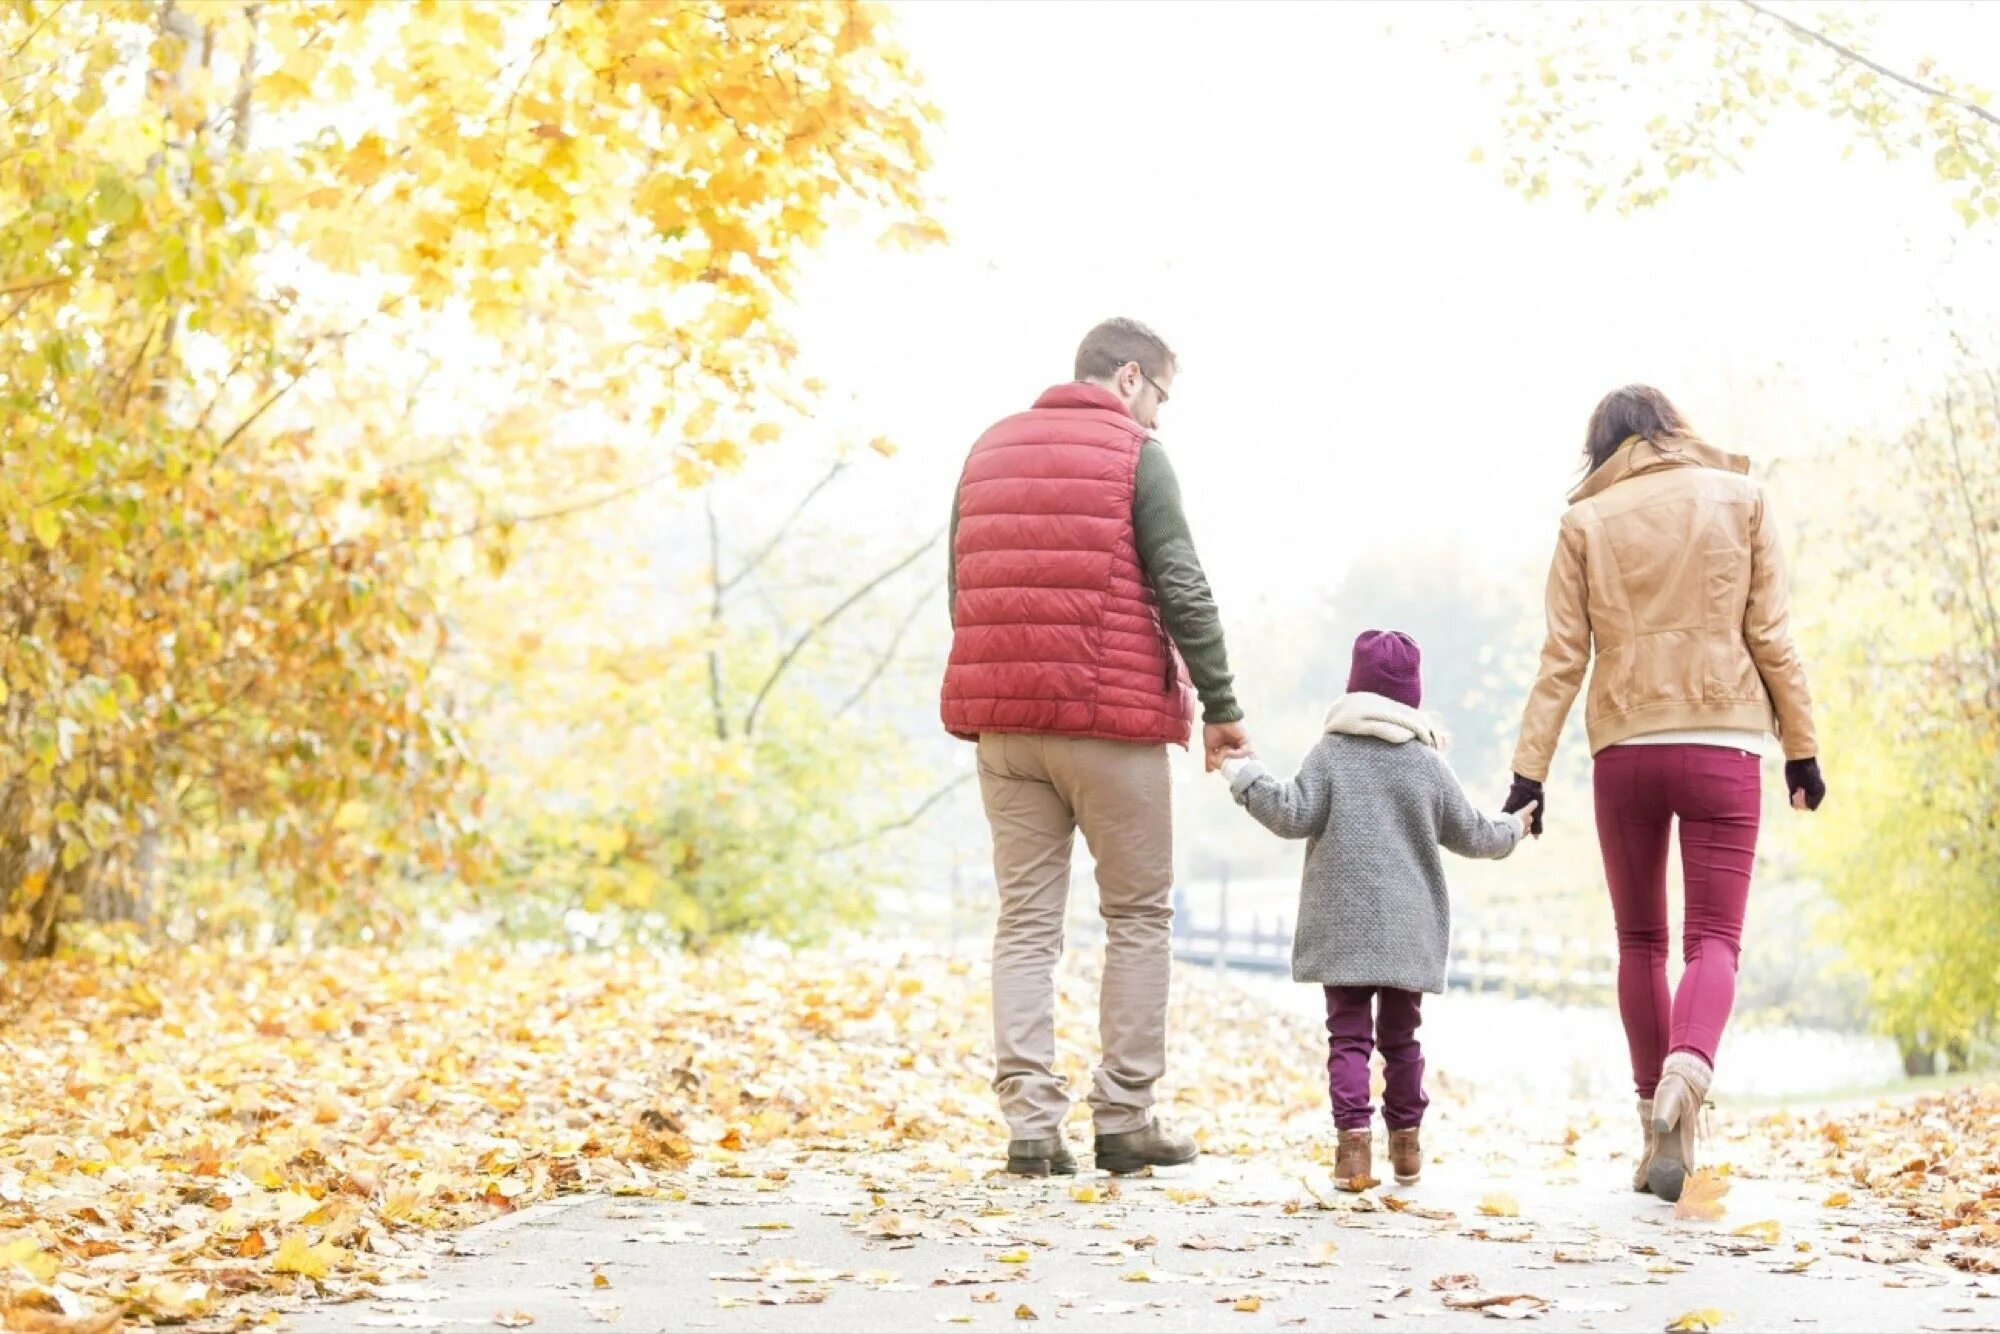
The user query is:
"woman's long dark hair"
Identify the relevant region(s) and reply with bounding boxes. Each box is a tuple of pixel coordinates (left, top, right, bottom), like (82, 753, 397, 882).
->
(1583, 385, 1697, 474)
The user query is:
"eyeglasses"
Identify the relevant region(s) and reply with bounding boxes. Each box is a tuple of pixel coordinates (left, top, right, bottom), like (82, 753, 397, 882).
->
(1137, 368, 1169, 406)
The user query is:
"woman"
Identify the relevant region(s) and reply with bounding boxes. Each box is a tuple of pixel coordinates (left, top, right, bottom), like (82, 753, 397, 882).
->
(1504, 385, 1825, 1203)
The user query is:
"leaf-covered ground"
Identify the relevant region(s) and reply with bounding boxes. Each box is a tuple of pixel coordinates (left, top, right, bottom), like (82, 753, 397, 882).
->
(1, 948, 1994, 1331)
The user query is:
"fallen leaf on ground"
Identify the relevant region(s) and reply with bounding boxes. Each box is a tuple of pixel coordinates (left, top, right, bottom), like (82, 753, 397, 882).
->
(1233, 1295, 1264, 1313)
(493, 1315, 536, 1329)
(1014, 1305, 1038, 1321)
(869, 1213, 924, 1240)
(1478, 1194, 1521, 1218)
(1385, 1196, 1457, 1221)
(271, 1233, 342, 1280)
(1672, 1171, 1730, 1222)
(1442, 1292, 1548, 1315)
(1431, 1274, 1481, 1291)
(1665, 1310, 1727, 1332)
(1730, 1219, 1780, 1244)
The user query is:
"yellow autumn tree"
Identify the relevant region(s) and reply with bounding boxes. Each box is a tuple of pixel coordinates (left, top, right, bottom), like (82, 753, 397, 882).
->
(1, 0, 938, 956)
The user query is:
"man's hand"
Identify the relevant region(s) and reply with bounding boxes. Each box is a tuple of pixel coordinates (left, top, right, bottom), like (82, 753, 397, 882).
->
(1204, 721, 1249, 773)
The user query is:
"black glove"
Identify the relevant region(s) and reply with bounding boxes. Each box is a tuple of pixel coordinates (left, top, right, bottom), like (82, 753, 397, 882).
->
(1502, 773, 1545, 837)
(1785, 758, 1826, 811)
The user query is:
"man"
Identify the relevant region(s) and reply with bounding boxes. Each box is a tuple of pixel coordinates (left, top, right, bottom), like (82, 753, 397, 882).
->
(941, 317, 1249, 1176)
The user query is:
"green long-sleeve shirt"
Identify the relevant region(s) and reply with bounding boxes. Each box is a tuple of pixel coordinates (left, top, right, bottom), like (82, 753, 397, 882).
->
(947, 439, 1243, 725)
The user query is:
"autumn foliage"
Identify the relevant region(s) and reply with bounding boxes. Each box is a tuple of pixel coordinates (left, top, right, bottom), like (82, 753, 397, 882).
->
(0, 0, 938, 956)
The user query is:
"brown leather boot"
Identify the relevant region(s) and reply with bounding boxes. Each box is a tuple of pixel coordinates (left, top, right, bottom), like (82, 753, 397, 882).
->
(1387, 1127, 1422, 1185)
(1005, 1134, 1077, 1177)
(1648, 1052, 1713, 1203)
(1334, 1128, 1374, 1190)
(1093, 1120, 1198, 1175)
(1633, 1098, 1657, 1193)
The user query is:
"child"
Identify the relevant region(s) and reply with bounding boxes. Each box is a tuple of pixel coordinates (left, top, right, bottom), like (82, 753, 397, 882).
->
(1219, 630, 1532, 1188)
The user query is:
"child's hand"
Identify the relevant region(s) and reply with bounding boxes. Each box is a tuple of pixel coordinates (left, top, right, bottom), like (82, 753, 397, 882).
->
(1514, 801, 1539, 840)
(1217, 748, 1259, 784)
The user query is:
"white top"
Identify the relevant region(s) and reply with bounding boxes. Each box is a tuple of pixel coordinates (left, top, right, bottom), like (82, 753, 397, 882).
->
(1618, 728, 1767, 755)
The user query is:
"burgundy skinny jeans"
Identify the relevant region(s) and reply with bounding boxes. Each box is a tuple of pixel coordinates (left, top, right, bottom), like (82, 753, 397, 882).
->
(1593, 743, 1761, 1100)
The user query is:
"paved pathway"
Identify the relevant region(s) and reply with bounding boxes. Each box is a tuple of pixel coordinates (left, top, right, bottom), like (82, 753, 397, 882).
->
(285, 1118, 1998, 1334)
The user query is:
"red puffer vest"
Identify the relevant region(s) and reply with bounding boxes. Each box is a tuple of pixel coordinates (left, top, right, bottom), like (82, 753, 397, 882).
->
(941, 382, 1193, 747)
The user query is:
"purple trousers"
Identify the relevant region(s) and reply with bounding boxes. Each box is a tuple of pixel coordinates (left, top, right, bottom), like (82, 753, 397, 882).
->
(1594, 744, 1761, 1099)
(1324, 985, 1427, 1131)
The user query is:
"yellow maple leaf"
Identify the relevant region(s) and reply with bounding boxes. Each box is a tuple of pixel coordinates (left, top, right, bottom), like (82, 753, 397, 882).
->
(270, 1232, 342, 1280)
(0, 1236, 59, 1282)
(1666, 1309, 1728, 1332)
(1478, 1193, 1521, 1218)
(1233, 1296, 1264, 1313)
(1673, 1170, 1731, 1222)
(1730, 1219, 1780, 1244)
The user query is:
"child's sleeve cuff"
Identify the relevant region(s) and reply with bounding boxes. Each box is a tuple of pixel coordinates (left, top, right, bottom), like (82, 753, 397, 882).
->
(1222, 757, 1266, 794)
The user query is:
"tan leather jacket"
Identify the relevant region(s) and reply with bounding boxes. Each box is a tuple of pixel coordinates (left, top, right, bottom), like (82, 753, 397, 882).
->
(1512, 435, 1817, 781)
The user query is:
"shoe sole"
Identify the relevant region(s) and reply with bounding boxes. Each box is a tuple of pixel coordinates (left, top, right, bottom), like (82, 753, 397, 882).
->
(1648, 1114, 1687, 1203)
(1393, 1171, 1421, 1185)
(1005, 1158, 1078, 1177)
(1095, 1151, 1198, 1176)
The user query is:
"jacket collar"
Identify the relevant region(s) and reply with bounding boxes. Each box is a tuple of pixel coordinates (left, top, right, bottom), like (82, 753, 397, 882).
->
(1323, 692, 1443, 750)
(1033, 381, 1134, 418)
(1568, 433, 1751, 505)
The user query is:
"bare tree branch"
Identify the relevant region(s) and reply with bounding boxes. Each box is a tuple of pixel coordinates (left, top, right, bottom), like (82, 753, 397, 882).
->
(188, 350, 252, 443)
(5, 0, 71, 62)
(245, 465, 681, 580)
(816, 773, 972, 855)
(718, 459, 847, 595)
(210, 359, 313, 463)
(1939, 389, 2000, 665)
(1737, 0, 2000, 131)
(228, 3, 260, 152)
(0, 275, 70, 300)
(835, 575, 940, 719)
(477, 0, 565, 221)
(741, 526, 944, 737)
(705, 487, 729, 741)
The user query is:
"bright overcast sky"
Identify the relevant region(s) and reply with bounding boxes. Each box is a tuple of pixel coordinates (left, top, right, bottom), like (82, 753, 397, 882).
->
(774, 0, 2000, 613)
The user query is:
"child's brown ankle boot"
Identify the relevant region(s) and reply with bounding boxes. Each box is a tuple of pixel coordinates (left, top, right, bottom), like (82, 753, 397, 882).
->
(1335, 1128, 1373, 1190)
(1387, 1127, 1422, 1185)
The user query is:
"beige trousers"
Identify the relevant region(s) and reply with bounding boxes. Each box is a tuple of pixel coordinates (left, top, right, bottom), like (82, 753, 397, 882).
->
(976, 733, 1175, 1139)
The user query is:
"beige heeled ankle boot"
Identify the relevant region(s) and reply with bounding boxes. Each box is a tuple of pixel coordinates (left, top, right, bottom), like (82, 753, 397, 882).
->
(1648, 1052, 1713, 1203)
(1633, 1098, 1657, 1193)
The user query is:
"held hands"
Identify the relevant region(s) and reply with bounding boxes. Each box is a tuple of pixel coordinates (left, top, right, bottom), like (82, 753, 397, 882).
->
(1203, 721, 1250, 773)
(1502, 773, 1545, 838)
(1511, 801, 1539, 841)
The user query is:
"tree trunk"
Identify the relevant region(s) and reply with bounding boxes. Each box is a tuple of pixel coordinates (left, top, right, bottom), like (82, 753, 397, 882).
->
(1900, 1040, 1938, 1078)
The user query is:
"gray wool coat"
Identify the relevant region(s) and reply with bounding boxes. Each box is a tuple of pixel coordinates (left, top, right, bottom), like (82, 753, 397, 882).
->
(1224, 693, 1524, 994)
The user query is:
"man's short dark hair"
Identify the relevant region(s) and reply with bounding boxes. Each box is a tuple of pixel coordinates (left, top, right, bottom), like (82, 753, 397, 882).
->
(1074, 317, 1176, 383)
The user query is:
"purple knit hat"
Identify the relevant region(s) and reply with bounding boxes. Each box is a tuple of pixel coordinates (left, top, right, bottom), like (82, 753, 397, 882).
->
(1347, 630, 1423, 710)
